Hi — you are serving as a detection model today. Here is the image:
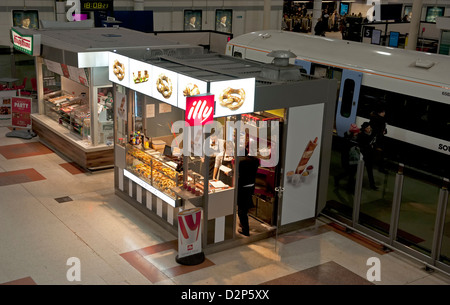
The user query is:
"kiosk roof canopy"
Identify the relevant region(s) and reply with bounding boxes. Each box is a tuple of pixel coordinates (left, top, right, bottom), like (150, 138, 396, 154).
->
(14, 27, 193, 53)
(137, 52, 310, 85)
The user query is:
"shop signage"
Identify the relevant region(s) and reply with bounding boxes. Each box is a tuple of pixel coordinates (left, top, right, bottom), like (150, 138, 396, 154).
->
(152, 66, 178, 107)
(11, 28, 40, 56)
(210, 77, 255, 118)
(108, 52, 130, 88)
(177, 74, 207, 110)
(185, 94, 214, 126)
(129, 58, 153, 97)
(11, 96, 32, 128)
(177, 207, 203, 259)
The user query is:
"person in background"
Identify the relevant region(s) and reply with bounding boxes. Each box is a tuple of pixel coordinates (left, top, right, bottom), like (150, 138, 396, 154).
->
(236, 142, 260, 236)
(314, 18, 326, 36)
(334, 123, 360, 191)
(357, 122, 378, 190)
(213, 140, 234, 186)
(369, 105, 388, 174)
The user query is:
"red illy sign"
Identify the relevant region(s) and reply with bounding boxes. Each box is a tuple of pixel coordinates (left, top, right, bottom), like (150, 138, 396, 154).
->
(185, 94, 214, 126)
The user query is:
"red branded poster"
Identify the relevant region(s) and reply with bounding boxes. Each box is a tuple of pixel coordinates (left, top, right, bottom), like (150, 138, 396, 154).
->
(11, 97, 32, 128)
(177, 207, 202, 258)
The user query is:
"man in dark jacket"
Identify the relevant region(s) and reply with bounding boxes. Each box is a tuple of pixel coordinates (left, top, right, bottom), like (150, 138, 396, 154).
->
(357, 122, 378, 190)
(237, 152, 260, 236)
(369, 105, 388, 173)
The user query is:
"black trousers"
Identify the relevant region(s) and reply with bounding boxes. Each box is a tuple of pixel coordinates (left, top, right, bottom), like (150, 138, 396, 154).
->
(237, 186, 254, 234)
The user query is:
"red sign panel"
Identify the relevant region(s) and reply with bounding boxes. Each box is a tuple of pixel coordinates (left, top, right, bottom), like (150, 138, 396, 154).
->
(185, 94, 214, 126)
(11, 97, 32, 128)
(177, 207, 202, 258)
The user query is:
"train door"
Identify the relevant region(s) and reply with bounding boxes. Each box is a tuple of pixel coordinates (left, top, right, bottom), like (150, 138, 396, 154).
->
(335, 69, 362, 137)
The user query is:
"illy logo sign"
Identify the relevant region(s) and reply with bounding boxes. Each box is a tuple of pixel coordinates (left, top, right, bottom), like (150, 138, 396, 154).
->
(185, 95, 214, 126)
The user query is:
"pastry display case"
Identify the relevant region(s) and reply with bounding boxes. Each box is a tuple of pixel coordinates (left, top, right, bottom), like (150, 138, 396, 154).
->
(44, 90, 87, 136)
(126, 144, 183, 202)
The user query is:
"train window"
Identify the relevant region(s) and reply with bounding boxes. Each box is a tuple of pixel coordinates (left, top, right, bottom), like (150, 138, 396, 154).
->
(358, 86, 450, 141)
(233, 51, 242, 58)
(340, 79, 355, 118)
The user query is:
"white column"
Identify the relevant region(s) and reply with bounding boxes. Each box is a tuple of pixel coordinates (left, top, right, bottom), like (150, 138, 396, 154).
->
(263, 0, 271, 30)
(406, 0, 423, 50)
(311, 0, 322, 34)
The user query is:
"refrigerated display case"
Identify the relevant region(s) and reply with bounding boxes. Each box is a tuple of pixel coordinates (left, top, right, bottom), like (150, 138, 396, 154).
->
(126, 144, 183, 203)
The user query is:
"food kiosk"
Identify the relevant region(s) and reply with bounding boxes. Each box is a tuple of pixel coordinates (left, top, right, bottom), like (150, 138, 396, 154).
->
(10, 26, 202, 170)
(110, 51, 338, 252)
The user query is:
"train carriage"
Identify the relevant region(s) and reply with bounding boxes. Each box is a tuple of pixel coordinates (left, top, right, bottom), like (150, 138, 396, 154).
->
(226, 30, 450, 177)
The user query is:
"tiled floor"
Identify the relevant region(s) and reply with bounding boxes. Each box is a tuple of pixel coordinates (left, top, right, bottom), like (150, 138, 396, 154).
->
(1, 125, 450, 287)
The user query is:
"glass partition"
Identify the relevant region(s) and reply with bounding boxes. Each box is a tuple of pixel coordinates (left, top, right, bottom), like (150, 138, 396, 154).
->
(439, 190, 450, 265)
(324, 135, 355, 223)
(358, 167, 394, 237)
(396, 168, 441, 256)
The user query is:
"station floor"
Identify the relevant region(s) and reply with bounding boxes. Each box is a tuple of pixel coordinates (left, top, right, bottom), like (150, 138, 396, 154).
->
(1, 123, 450, 286)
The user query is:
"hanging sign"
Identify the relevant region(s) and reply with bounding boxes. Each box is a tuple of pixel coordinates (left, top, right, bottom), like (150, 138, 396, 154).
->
(11, 28, 41, 56)
(11, 96, 32, 128)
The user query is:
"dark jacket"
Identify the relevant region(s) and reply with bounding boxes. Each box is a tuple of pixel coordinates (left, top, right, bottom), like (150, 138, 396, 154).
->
(238, 156, 260, 187)
(357, 131, 376, 161)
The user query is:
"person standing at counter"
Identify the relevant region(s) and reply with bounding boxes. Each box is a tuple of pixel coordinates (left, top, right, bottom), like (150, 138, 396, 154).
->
(237, 147, 260, 237)
(213, 140, 234, 186)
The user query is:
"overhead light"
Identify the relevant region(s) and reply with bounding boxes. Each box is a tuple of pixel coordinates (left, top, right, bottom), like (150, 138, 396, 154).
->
(376, 51, 391, 56)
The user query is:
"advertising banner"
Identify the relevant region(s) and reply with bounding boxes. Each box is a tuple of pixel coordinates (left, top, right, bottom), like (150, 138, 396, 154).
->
(11, 97, 32, 128)
(281, 103, 324, 226)
(177, 207, 203, 259)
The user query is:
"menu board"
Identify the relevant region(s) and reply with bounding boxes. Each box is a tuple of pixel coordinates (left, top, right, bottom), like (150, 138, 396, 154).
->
(210, 78, 255, 117)
(44, 59, 89, 86)
(129, 58, 153, 97)
(177, 74, 208, 110)
(108, 52, 129, 87)
(152, 66, 178, 107)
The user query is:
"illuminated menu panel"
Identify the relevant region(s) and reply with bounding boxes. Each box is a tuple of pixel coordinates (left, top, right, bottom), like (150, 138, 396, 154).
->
(108, 52, 129, 87)
(177, 74, 208, 110)
(129, 58, 153, 97)
(152, 66, 178, 107)
(210, 78, 255, 117)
